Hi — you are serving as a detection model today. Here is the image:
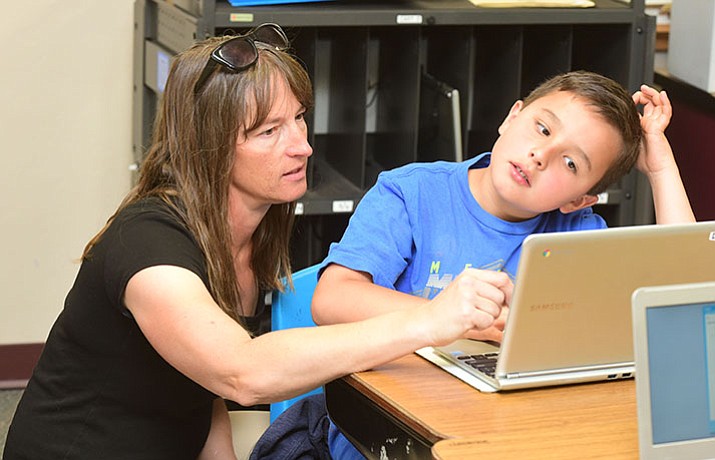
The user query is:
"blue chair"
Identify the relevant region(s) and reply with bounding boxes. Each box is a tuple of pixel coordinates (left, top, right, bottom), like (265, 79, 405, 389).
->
(269, 264, 323, 423)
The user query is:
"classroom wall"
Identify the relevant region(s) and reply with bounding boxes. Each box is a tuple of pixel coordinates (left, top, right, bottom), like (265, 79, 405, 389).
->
(0, 1, 135, 345)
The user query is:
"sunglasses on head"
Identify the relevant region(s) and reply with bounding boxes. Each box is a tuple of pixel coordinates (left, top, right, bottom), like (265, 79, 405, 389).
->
(193, 23, 290, 96)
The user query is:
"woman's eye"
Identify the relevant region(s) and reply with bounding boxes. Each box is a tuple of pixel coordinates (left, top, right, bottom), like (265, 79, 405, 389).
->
(261, 127, 276, 136)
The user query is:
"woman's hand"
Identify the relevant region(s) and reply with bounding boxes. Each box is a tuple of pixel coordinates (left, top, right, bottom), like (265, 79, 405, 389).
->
(420, 268, 512, 347)
(465, 305, 509, 343)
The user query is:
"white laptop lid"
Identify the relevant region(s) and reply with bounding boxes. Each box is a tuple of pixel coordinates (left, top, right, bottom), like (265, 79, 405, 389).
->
(427, 221, 715, 392)
(498, 221, 715, 377)
(632, 282, 715, 460)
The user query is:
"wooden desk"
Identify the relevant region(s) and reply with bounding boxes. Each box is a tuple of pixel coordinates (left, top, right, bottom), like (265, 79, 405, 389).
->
(324, 353, 638, 459)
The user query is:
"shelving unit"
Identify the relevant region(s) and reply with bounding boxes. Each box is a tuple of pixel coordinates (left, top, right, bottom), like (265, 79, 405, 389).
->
(134, 0, 656, 269)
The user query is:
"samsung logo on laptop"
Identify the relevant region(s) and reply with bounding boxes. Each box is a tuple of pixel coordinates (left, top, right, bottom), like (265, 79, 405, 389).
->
(529, 302, 574, 312)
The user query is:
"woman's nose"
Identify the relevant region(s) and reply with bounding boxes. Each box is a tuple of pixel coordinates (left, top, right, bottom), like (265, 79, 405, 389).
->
(287, 125, 313, 158)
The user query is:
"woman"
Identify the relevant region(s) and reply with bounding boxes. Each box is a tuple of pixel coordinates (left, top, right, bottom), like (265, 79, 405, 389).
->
(3, 24, 509, 459)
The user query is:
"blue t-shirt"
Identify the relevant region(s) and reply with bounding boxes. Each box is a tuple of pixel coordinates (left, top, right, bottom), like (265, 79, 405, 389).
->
(322, 153, 606, 298)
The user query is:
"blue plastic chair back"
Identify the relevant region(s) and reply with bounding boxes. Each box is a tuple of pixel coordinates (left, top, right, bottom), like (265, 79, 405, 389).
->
(269, 264, 322, 423)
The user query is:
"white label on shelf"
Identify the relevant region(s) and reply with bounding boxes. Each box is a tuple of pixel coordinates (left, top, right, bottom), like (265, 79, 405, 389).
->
(396, 14, 423, 24)
(332, 200, 354, 213)
(230, 13, 254, 23)
(597, 192, 609, 204)
(295, 202, 304, 215)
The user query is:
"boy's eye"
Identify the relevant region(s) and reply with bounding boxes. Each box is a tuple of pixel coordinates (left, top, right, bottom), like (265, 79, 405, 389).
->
(564, 156, 577, 172)
(537, 122, 550, 136)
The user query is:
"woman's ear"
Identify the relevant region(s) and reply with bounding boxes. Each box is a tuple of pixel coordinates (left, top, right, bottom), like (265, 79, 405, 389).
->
(559, 194, 600, 214)
(497, 100, 524, 135)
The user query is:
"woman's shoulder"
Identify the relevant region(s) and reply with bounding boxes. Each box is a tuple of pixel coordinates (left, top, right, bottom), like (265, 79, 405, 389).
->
(114, 196, 187, 227)
(99, 195, 206, 274)
(100, 196, 194, 249)
(121, 195, 180, 216)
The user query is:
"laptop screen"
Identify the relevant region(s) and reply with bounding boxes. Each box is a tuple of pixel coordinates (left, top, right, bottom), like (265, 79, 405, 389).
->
(645, 302, 715, 445)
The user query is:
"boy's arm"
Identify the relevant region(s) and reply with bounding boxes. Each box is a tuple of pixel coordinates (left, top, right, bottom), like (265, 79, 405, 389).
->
(312, 264, 426, 323)
(633, 85, 695, 224)
(313, 263, 511, 343)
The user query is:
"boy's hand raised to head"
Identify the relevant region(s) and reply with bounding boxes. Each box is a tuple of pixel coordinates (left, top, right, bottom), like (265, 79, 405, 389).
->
(421, 268, 513, 347)
(632, 84, 695, 224)
(632, 84, 675, 177)
(633, 84, 672, 134)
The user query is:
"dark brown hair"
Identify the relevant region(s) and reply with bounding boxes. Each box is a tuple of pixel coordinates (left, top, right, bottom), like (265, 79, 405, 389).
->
(523, 70, 642, 195)
(84, 34, 313, 322)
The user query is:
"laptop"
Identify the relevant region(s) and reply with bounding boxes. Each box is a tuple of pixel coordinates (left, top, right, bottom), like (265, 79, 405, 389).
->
(416, 220, 715, 392)
(632, 282, 715, 460)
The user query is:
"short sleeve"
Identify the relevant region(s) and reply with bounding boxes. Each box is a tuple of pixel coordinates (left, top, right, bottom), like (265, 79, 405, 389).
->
(99, 200, 208, 313)
(321, 171, 416, 289)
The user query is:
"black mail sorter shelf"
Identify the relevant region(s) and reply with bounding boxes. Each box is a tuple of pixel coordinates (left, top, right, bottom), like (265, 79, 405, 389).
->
(134, 0, 656, 270)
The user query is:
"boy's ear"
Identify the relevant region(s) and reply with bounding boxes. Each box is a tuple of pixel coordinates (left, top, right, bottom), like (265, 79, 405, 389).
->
(559, 194, 599, 214)
(498, 100, 524, 135)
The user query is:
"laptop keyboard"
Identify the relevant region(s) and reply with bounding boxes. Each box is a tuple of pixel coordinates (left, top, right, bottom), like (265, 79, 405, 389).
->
(457, 352, 499, 377)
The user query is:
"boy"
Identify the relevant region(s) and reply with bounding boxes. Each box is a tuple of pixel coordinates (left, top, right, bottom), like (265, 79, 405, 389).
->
(311, 71, 694, 459)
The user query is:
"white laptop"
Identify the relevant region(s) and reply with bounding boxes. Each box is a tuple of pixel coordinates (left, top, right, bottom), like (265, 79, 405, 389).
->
(416, 221, 715, 393)
(632, 282, 715, 460)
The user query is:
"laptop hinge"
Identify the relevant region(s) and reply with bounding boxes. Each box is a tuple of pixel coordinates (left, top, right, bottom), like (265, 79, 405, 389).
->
(503, 361, 634, 379)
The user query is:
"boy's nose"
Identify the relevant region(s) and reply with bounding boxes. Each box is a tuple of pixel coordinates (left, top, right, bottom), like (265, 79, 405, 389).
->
(529, 150, 545, 168)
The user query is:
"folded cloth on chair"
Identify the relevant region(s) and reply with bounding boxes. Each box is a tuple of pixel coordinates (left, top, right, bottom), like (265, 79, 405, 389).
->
(249, 393, 330, 460)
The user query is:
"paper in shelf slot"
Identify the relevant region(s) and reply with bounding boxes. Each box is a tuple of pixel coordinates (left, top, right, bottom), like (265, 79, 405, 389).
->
(227, 0, 332, 6)
(469, 0, 594, 7)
